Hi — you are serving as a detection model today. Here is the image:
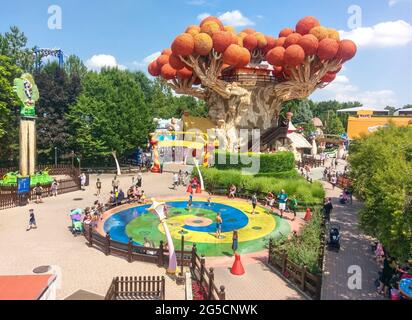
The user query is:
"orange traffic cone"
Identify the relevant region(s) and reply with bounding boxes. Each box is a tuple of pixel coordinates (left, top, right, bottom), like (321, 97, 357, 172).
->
(231, 254, 245, 276)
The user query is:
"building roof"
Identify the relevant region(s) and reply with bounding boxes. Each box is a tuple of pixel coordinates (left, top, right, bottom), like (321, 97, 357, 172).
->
(337, 106, 389, 113)
(0, 275, 56, 300)
(288, 132, 312, 149)
(399, 108, 412, 112)
(311, 117, 323, 127)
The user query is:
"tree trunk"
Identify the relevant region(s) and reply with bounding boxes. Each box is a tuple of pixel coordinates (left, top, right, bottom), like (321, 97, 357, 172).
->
(206, 85, 283, 150)
(112, 151, 121, 176)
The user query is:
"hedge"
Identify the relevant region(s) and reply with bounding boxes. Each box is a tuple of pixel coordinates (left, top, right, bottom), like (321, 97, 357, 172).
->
(211, 151, 295, 173)
(197, 167, 325, 204)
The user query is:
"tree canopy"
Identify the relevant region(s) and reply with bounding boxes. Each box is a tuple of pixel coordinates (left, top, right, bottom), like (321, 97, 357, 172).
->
(349, 125, 412, 260)
(66, 68, 155, 160)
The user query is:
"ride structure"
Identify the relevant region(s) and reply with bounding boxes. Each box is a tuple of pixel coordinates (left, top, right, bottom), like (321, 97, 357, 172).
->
(34, 48, 64, 69)
(148, 16, 357, 150)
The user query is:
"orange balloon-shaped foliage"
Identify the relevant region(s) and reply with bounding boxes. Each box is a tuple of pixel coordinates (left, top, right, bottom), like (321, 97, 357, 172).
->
(172, 33, 195, 57)
(279, 28, 294, 38)
(194, 33, 213, 56)
(266, 47, 286, 67)
(321, 72, 336, 83)
(327, 28, 340, 41)
(263, 36, 277, 53)
(229, 32, 239, 45)
(148, 61, 161, 77)
(186, 25, 201, 36)
(221, 63, 231, 72)
(161, 64, 177, 80)
(242, 28, 256, 35)
(284, 33, 302, 47)
(254, 33, 268, 48)
(156, 54, 170, 68)
(309, 26, 329, 41)
(298, 34, 319, 56)
(236, 36, 244, 46)
(161, 48, 172, 56)
(317, 38, 339, 61)
(223, 44, 250, 67)
(212, 31, 233, 53)
(238, 32, 248, 39)
(276, 37, 286, 47)
(201, 21, 221, 36)
(335, 39, 357, 62)
(177, 67, 193, 79)
(284, 44, 305, 67)
(200, 16, 224, 30)
(169, 54, 186, 70)
(224, 26, 236, 33)
(296, 16, 321, 35)
(236, 47, 251, 67)
(243, 34, 258, 51)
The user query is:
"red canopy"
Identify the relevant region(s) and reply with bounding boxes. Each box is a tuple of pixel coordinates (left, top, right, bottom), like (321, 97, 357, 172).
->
(0, 275, 56, 300)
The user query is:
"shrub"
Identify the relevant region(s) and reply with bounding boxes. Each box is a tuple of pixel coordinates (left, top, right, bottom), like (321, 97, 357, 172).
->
(212, 151, 295, 173)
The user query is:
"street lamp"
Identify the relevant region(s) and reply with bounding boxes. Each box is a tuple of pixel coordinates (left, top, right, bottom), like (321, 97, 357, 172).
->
(54, 147, 58, 166)
(148, 199, 177, 274)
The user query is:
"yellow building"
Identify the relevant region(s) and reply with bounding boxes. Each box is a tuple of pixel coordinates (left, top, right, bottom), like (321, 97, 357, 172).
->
(347, 110, 412, 140)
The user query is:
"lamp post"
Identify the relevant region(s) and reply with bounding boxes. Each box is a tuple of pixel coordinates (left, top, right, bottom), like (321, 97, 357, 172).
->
(148, 199, 177, 274)
(54, 147, 58, 166)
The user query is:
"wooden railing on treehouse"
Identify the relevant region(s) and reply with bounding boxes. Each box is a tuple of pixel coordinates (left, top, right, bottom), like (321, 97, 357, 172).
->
(219, 73, 278, 86)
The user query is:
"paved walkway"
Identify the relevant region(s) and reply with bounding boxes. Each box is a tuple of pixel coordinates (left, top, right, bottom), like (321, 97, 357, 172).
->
(308, 160, 382, 300)
(0, 164, 305, 300)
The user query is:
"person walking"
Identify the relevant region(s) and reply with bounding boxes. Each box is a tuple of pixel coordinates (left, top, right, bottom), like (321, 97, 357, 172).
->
(50, 179, 59, 197)
(277, 190, 288, 218)
(289, 195, 298, 221)
(216, 212, 223, 239)
(112, 175, 120, 193)
(172, 173, 179, 190)
(331, 175, 337, 190)
(96, 178, 102, 196)
(323, 198, 334, 222)
(80, 173, 86, 191)
(136, 172, 143, 188)
(26, 209, 37, 231)
(34, 183, 44, 204)
(187, 192, 193, 211)
(251, 193, 258, 215)
(232, 230, 239, 254)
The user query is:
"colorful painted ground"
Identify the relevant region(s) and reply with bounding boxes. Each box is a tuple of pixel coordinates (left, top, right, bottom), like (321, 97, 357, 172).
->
(104, 198, 290, 257)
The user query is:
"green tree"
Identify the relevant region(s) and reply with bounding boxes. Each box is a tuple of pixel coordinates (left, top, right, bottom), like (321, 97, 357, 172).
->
(64, 55, 87, 80)
(349, 125, 412, 260)
(0, 55, 21, 165)
(0, 26, 35, 72)
(322, 112, 345, 135)
(67, 68, 155, 173)
(34, 62, 82, 163)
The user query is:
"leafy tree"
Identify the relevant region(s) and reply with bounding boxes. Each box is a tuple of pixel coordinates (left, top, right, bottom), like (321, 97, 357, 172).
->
(322, 112, 345, 135)
(0, 55, 21, 165)
(67, 68, 155, 173)
(0, 26, 35, 72)
(349, 125, 412, 260)
(385, 106, 396, 116)
(34, 62, 82, 162)
(64, 55, 87, 80)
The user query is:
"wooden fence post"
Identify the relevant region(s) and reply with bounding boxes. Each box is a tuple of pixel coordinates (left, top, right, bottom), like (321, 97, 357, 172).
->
(208, 268, 214, 300)
(200, 255, 206, 292)
(158, 241, 164, 267)
(219, 286, 226, 300)
(105, 233, 111, 256)
(128, 238, 133, 263)
(88, 224, 93, 247)
(161, 276, 166, 300)
(301, 266, 307, 291)
(282, 252, 288, 274)
(191, 243, 197, 269)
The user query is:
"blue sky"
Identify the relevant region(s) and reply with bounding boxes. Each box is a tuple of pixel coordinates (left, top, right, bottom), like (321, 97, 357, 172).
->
(1, 0, 411, 108)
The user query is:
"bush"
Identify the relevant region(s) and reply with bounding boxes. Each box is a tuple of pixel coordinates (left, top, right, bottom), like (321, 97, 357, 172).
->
(212, 151, 295, 173)
(274, 209, 324, 273)
(197, 167, 325, 204)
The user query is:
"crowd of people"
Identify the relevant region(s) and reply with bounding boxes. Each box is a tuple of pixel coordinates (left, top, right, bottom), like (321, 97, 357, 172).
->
(374, 242, 412, 300)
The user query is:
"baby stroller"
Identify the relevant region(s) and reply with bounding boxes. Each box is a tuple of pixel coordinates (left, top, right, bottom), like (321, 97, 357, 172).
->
(70, 209, 83, 236)
(327, 225, 341, 251)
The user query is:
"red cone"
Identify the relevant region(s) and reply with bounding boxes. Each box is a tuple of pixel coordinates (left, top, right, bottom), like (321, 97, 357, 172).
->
(231, 254, 245, 276)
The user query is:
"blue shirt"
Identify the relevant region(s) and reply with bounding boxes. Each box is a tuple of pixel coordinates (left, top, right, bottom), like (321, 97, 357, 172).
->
(278, 193, 288, 204)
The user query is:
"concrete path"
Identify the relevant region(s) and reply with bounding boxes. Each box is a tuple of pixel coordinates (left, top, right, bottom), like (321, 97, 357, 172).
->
(308, 159, 382, 300)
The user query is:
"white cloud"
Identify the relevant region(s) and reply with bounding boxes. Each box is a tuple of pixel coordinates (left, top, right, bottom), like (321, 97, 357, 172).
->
(85, 54, 126, 71)
(339, 20, 412, 48)
(197, 10, 255, 27)
(132, 51, 161, 71)
(314, 74, 397, 108)
(188, 0, 208, 6)
(388, 0, 399, 6)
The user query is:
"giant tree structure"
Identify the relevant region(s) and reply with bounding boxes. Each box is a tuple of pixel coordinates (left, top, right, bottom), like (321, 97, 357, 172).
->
(148, 16, 357, 149)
